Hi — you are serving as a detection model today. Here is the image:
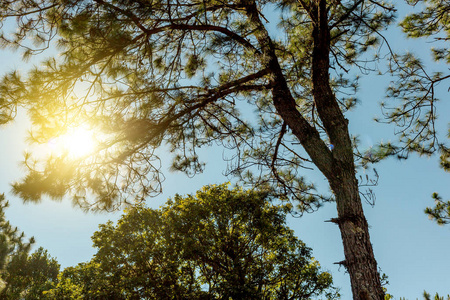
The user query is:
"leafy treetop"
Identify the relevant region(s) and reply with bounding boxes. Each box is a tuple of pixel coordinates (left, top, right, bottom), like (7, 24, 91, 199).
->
(44, 183, 339, 299)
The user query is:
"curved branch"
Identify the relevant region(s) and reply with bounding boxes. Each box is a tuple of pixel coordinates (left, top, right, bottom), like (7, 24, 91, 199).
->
(330, 0, 365, 29)
(108, 68, 271, 163)
(0, 3, 58, 18)
(93, 0, 260, 54)
(243, 0, 334, 179)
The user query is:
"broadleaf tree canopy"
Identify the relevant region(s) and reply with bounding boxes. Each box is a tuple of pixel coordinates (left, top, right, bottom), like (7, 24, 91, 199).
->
(44, 184, 339, 299)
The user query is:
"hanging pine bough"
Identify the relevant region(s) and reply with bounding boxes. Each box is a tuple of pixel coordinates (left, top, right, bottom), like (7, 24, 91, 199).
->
(392, 0, 450, 231)
(0, 0, 435, 298)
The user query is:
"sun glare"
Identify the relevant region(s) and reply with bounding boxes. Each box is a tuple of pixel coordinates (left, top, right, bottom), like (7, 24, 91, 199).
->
(49, 126, 97, 158)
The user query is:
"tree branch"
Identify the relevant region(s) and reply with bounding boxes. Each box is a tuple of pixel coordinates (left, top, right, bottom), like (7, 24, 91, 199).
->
(242, 0, 335, 179)
(330, 0, 365, 29)
(93, 0, 260, 54)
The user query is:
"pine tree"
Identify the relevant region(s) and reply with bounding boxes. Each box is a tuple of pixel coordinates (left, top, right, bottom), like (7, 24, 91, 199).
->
(423, 291, 450, 300)
(424, 193, 450, 225)
(2, 0, 443, 298)
(0, 194, 59, 299)
(392, 0, 450, 226)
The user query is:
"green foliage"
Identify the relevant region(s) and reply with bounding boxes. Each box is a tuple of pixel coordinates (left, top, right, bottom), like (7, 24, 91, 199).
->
(7, 247, 60, 300)
(439, 129, 450, 171)
(423, 291, 450, 300)
(393, 0, 450, 225)
(425, 193, 450, 225)
(0, 0, 395, 212)
(0, 194, 59, 299)
(0, 0, 404, 296)
(48, 184, 339, 299)
(401, 0, 450, 42)
(384, 293, 394, 300)
(43, 262, 115, 299)
(42, 274, 84, 300)
(381, 0, 450, 163)
(397, 291, 450, 300)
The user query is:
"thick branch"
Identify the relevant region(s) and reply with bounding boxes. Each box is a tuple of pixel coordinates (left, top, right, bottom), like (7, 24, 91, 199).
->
(110, 68, 271, 162)
(311, 0, 353, 166)
(242, 0, 334, 178)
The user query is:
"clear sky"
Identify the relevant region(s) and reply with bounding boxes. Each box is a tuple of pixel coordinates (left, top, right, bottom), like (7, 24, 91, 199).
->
(0, 3, 449, 300)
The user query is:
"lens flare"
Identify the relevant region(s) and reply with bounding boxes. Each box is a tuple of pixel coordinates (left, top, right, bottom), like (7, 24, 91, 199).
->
(48, 126, 96, 158)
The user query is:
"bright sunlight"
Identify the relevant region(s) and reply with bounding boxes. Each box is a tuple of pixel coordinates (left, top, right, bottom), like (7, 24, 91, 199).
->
(48, 126, 97, 158)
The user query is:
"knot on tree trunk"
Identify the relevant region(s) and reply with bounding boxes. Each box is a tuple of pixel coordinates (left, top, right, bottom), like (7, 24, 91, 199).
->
(333, 259, 348, 270)
(324, 213, 366, 226)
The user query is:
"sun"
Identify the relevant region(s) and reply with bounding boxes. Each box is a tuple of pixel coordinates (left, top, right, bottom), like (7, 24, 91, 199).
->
(49, 126, 97, 158)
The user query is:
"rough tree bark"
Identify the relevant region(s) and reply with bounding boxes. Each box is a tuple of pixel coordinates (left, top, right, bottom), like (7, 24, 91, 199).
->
(245, 0, 385, 298)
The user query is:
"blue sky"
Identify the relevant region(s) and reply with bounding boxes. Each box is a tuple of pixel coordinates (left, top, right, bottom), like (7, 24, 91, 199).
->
(0, 3, 449, 299)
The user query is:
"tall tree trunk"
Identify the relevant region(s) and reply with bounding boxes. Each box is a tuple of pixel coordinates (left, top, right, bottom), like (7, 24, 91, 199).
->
(330, 169, 385, 299)
(244, 0, 385, 298)
(310, 0, 385, 298)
